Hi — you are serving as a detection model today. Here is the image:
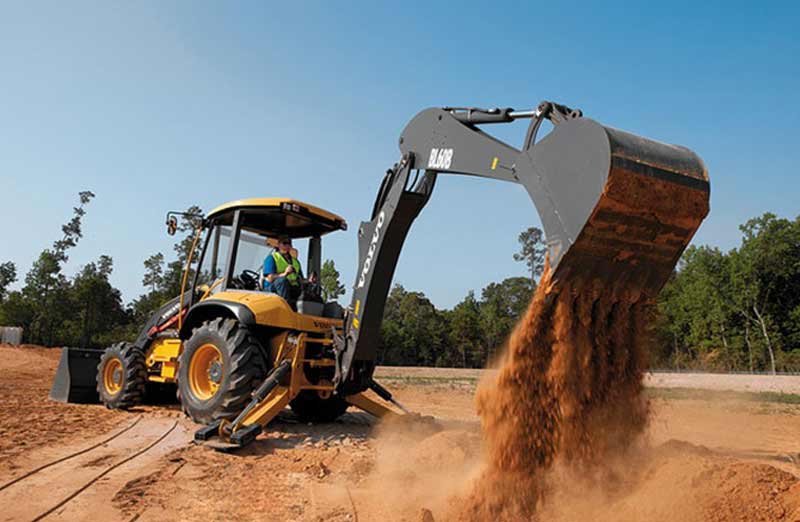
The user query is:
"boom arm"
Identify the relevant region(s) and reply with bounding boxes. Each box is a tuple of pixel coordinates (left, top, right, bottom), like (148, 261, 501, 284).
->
(334, 101, 709, 394)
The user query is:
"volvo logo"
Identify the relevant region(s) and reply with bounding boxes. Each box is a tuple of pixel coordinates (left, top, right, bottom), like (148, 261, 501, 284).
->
(357, 210, 385, 289)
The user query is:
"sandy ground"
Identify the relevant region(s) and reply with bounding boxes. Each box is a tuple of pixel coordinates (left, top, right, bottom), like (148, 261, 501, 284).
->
(0, 344, 799, 521)
(375, 366, 800, 394)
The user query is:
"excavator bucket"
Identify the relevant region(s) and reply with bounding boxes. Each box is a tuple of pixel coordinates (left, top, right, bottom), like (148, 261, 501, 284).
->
(519, 118, 709, 298)
(49, 347, 102, 403)
(339, 104, 709, 381)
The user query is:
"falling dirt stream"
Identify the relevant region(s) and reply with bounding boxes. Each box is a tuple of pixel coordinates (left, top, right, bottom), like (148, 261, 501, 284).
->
(463, 265, 650, 520)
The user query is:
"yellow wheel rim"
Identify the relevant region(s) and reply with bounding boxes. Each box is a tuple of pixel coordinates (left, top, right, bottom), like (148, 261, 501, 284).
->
(103, 357, 124, 395)
(188, 343, 223, 401)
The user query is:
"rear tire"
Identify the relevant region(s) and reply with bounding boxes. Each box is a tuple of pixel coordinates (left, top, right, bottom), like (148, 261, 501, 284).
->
(290, 390, 349, 423)
(96, 342, 147, 409)
(177, 318, 267, 424)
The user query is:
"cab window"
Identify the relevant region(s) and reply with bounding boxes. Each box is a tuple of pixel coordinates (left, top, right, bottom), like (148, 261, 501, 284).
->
(197, 223, 232, 290)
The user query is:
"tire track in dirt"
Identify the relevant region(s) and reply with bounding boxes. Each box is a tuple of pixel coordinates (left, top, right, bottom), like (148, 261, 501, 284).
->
(30, 421, 179, 522)
(0, 417, 191, 522)
(0, 417, 142, 493)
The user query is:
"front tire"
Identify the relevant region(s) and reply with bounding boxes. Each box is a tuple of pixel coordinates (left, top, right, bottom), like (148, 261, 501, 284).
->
(177, 318, 266, 424)
(96, 342, 147, 409)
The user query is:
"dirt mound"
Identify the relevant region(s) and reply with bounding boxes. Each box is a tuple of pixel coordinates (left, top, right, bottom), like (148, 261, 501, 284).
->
(538, 442, 800, 522)
(702, 462, 797, 521)
(357, 420, 800, 522)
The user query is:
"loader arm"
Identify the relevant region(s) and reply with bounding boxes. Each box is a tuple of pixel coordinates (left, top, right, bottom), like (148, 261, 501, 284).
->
(335, 101, 709, 395)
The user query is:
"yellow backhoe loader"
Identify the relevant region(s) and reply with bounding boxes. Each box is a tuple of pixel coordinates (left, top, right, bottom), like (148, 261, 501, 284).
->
(51, 100, 710, 449)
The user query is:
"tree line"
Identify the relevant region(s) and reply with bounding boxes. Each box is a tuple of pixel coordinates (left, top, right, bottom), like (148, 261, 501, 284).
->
(0, 192, 798, 373)
(652, 213, 800, 373)
(0, 194, 201, 348)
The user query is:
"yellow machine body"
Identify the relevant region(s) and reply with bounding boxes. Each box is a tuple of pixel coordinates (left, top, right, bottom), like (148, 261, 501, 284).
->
(139, 292, 345, 383)
(145, 338, 182, 383)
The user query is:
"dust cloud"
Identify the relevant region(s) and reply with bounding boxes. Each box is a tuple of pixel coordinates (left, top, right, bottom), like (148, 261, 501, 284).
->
(346, 264, 799, 522)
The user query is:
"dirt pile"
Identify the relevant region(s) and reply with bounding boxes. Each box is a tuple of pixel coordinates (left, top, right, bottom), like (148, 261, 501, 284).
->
(538, 442, 800, 522)
(463, 266, 651, 520)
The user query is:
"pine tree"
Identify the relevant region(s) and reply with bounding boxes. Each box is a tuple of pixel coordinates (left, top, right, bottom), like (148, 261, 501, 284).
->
(320, 259, 345, 302)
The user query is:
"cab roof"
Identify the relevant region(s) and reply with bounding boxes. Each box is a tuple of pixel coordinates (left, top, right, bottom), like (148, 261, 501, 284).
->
(207, 198, 347, 238)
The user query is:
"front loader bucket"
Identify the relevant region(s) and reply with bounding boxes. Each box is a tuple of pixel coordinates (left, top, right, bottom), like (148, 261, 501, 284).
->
(519, 118, 710, 299)
(49, 347, 103, 403)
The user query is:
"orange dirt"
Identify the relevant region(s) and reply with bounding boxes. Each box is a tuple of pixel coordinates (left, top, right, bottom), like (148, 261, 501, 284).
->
(0, 344, 798, 521)
(460, 265, 650, 520)
(0, 345, 128, 467)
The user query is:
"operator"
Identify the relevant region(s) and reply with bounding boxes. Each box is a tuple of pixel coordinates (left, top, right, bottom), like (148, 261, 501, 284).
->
(263, 235, 303, 302)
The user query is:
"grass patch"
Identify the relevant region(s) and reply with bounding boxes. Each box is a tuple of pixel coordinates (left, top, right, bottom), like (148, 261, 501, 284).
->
(377, 375, 479, 387)
(647, 387, 800, 405)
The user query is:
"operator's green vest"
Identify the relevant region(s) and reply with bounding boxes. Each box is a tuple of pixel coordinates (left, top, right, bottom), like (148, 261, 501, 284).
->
(272, 251, 301, 286)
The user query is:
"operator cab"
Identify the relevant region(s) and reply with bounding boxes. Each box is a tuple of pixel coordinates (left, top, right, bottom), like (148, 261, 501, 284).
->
(187, 198, 347, 317)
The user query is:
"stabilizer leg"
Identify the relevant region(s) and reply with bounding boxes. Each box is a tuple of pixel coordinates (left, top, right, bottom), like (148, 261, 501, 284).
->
(195, 360, 293, 450)
(345, 392, 402, 419)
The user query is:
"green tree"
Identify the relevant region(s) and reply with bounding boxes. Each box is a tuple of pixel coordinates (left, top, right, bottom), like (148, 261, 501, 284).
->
(142, 253, 165, 293)
(653, 212, 800, 373)
(379, 285, 447, 366)
(513, 226, 547, 280)
(380, 285, 412, 365)
(729, 213, 800, 373)
(22, 191, 95, 344)
(65, 255, 129, 347)
(0, 290, 33, 330)
(52, 191, 96, 263)
(656, 246, 739, 370)
(479, 276, 534, 364)
(129, 291, 168, 331)
(320, 259, 345, 302)
(0, 261, 16, 301)
(447, 290, 483, 367)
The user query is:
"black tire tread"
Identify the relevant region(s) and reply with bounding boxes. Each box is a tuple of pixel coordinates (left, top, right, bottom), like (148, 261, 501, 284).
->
(177, 318, 267, 424)
(96, 342, 147, 410)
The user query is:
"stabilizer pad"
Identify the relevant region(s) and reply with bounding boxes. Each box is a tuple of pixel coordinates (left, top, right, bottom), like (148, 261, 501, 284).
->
(194, 420, 223, 441)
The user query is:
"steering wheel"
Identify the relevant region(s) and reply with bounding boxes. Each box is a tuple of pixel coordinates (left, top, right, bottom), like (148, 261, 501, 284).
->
(239, 269, 261, 290)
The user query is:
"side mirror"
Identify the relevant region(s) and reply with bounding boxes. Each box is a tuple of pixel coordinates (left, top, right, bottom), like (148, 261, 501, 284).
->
(166, 216, 178, 236)
(165, 210, 204, 236)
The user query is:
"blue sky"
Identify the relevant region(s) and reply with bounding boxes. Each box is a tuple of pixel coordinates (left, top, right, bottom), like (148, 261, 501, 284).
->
(2, 1, 798, 308)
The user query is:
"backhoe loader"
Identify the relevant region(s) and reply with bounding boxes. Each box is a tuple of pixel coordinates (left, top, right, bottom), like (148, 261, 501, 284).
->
(51, 199, 404, 446)
(52, 100, 709, 449)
